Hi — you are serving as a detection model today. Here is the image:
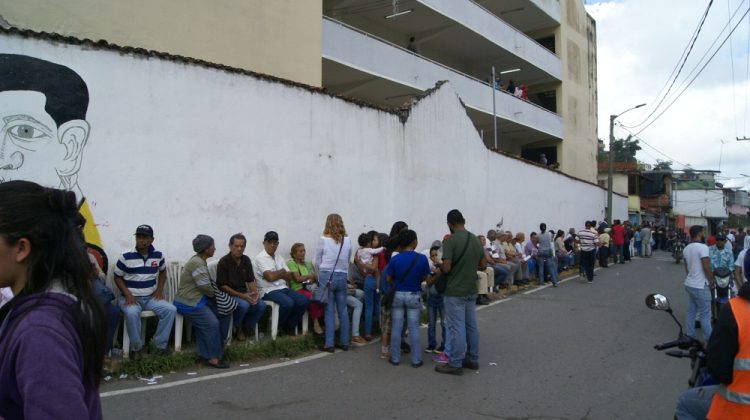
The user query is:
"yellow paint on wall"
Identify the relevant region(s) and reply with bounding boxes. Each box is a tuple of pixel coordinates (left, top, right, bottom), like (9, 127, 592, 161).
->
(0, 0, 322, 87)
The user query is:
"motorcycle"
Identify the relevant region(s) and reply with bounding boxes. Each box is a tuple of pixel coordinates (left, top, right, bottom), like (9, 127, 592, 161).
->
(672, 241, 685, 264)
(711, 267, 734, 324)
(645, 293, 714, 388)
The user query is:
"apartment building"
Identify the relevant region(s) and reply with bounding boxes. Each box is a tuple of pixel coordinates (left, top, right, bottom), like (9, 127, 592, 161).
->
(0, 0, 598, 182)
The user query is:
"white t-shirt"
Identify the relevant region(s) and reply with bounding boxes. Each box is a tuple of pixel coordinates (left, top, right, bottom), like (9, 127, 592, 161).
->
(684, 242, 710, 288)
(356, 247, 383, 265)
(314, 236, 351, 273)
(253, 249, 289, 295)
(736, 249, 748, 282)
(0, 287, 13, 309)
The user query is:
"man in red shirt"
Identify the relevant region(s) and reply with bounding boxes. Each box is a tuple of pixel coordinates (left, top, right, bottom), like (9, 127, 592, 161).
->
(611, 220, 625, 264)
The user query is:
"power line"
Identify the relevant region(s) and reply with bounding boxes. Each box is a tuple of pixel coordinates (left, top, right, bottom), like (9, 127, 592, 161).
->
(614, 122, 690, 167)
(635, 3, 750, 136)
(728, 0, 739, 138)
(621, 0, 715, 128)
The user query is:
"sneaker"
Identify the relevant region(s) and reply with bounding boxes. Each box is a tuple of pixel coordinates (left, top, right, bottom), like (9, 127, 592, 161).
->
(462, 360, 479, 370)
(424, 347, 436, 354)
(434, 364, 463, 375)
(388, 358, 400, 366)
(351, 336, 367, 346)
(432, 352, 449, 364)
(411, 361, 424, 368)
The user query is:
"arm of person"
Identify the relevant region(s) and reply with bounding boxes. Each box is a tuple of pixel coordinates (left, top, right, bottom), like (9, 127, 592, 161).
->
(701, 256, 714, 288)
(706, 303, 739, 384)
(192, 265, 214, 298)
(152, 269, 167, 300)
(15, 325, 95, 419)
(478, 254, 488, 272)
(425, 267, 442, 286)
(263, 268, 290, 282)
(735, 266, 744, 290)
(113, 275, 135, 305)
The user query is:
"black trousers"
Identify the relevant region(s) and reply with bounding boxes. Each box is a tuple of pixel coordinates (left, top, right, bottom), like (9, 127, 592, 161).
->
(580, 250, 596, 281)
(598, 246, 609, 267)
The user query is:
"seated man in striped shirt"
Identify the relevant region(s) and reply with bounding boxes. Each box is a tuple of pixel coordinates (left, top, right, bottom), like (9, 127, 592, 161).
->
(114, 224, 177, 360)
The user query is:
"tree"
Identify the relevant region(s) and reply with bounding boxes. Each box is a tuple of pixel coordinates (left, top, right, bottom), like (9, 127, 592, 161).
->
(653, 160, 673, 171)
(598, 135, 641, 163)
(611, 135, 641, 162)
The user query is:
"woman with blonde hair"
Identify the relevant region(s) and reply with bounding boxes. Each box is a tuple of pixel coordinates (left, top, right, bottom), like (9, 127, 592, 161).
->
(314, 214, 352, 352)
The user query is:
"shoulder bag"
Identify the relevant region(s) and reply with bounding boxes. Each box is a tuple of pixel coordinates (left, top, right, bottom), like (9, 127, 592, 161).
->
(382, 253, 420, 309)
(209, 263, 238, 315)
(312, 239, 344, 304)
(435, 233, 472, 294)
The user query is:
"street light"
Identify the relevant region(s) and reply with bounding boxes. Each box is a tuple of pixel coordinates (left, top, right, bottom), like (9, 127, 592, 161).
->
(607, 103, 646, 224)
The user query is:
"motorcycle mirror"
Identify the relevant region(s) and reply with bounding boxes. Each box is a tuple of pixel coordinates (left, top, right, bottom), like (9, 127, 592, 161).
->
(645, 294, 671, 311)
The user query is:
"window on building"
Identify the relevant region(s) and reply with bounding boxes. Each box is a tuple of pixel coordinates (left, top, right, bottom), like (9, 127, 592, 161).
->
(535, 36, 555, 54)
(628, 174, 639, 195)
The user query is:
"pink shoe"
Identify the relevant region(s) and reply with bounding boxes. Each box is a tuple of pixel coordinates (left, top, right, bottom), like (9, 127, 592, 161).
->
(432, 352, 449, 364)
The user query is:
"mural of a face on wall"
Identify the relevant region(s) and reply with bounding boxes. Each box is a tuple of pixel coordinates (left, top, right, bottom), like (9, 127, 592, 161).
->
(0, 54, 104, 256)
(0, 54, 90, 190)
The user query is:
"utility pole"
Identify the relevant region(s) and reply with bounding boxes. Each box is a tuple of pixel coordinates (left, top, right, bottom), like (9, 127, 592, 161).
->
(492, 65, 498, 151)
(607, 103, 646, 224)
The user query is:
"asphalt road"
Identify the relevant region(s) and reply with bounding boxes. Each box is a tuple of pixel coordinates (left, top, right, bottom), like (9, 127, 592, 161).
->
(101, 251, 694, 419)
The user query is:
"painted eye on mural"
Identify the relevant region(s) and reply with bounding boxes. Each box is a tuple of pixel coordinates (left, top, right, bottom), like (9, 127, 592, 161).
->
(4, 121, 53, 151)
(8, 124, 48, 140)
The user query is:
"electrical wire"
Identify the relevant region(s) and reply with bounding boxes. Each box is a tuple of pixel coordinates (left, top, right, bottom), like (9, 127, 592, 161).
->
(614, 122, 690, 167)
(635, 3, 750, 136)
(728, 0, 739, 138)
(621, 0, 715, 129)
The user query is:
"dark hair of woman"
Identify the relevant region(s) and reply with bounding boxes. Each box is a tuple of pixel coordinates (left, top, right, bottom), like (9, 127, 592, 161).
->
(0, 180, 106, 386)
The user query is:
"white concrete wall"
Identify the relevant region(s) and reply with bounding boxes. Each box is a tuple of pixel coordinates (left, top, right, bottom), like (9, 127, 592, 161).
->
(674, 190, 727, 218)
(1, 32, 624, 263)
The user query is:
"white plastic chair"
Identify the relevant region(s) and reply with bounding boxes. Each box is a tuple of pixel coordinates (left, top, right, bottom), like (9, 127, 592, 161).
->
(168, 261, 189, 352)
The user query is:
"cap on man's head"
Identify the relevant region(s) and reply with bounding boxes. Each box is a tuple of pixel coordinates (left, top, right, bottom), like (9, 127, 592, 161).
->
(192, 234, 214, 253)
(135, 224, 154, 237)
(716, 232, 727, 241)
(264, 231, 279, 242)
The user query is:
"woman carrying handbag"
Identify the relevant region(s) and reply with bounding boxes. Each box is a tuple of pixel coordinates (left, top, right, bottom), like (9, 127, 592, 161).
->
(314, 214, 352, 352)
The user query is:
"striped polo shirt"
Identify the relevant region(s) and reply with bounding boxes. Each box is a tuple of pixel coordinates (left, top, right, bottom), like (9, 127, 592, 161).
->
(114, 245, 166, 296)
(577, 229, 599, 252)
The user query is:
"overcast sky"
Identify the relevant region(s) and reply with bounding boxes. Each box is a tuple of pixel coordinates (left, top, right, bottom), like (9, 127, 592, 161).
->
(585, 0, 750, 190)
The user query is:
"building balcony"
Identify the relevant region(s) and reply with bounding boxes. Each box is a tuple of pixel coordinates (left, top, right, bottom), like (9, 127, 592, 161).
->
(322, 17, 563, 147)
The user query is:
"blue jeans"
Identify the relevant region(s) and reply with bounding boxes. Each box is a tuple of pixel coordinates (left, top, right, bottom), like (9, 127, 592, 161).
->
(613, 244, 624, 263)
(675, 385, 716, 420)
(263, 288, 308, 331)
(537, 253, 558, 285)
(390, 291, 422, 364)
(233, 296, 266, 333)
(490, 264, 510, 287)
(527, 258, 537, 280)
(321, 271, 349, 348)
(427, 286, 445, 351)
(178, 303, 224, 360)
(347, 289, 364, 337)
(444, 294, 479, 368)
(118, 295, 176, 351)
(92, 283, 120, 353)
(685, 285, 713, 340)
(363, 275, 378, 336)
